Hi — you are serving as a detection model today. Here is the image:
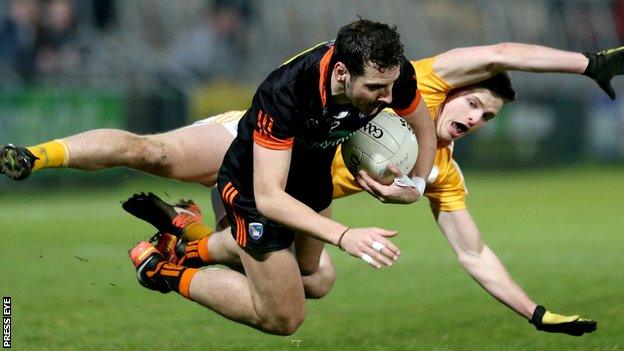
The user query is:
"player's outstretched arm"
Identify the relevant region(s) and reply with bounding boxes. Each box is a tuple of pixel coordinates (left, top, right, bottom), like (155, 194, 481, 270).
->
(432, 42, 624, 99)
(253, 143, 400, 268)
(435, 208, 596, 336)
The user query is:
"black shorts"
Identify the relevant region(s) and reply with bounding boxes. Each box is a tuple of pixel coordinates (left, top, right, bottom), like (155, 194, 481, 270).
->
(217, 145, 335, 253)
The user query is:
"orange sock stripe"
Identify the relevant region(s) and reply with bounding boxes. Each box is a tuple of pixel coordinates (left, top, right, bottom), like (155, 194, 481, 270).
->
(197, 236, 211, 264)
(146, 261, 167, 278)
(178, 268, 198, 300)
(185, 251, 199, 259)
(160, 269, 182, 277)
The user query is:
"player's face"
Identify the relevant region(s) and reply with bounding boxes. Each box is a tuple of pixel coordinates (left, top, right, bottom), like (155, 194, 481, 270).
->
(437, 88, 503, 142)
(345, 63, 400, 115)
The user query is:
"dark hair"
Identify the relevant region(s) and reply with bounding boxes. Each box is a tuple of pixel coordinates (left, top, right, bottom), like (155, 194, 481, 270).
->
(334, 18, 404, 77)
(472, 72, 516, 103)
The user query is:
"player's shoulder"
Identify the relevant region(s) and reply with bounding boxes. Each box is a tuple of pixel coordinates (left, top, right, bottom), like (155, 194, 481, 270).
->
(389, 55, 418, 112)
(266, 41, 333, 88)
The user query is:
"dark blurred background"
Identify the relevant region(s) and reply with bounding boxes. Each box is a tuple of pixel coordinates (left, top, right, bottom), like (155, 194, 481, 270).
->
(0, 0, 622, 188)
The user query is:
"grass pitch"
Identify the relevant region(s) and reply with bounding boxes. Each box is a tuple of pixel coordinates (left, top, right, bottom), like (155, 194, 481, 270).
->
(1, 165, 623, 350)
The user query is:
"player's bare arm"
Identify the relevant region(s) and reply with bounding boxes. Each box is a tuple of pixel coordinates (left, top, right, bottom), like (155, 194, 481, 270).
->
(433, 42, 624, 99)
(435, 208, 597, 336)
(253, 143, 400, 269)
(402, 98, 436, 182)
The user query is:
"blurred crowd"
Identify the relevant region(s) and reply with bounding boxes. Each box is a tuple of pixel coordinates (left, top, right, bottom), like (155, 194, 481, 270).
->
(0, 0, 252, 89)
(0, 0, 103, 85)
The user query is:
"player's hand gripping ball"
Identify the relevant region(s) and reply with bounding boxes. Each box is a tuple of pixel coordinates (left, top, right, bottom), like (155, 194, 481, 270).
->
(341, 111, 418, 185)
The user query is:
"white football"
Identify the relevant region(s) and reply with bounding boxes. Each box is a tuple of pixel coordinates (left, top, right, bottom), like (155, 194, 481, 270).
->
(341, 110, 418, 185)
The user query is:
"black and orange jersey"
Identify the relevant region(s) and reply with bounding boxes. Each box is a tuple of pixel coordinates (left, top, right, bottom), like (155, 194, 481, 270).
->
(332, 57, 468, 212)
(218, 41, 421, 209)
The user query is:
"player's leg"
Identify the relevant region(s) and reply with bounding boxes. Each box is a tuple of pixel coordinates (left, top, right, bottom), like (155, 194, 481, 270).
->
(293, 206, 336, 298)
(1, 122, 234, 185)
(131, 242, 305, 335)
(174, 200, 335, 298)
(135, 122, 234, 185)
(188, 248, 306, 334)
(123, 190, 336, 300)
(301, 248, 335, 299)
(177, 225, 336, 300)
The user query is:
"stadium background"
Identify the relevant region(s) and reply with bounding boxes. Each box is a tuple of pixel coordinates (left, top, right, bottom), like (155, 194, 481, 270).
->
(0, 0, 623, 350)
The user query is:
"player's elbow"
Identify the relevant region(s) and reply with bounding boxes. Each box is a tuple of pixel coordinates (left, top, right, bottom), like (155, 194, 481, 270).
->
(489, 42, 518, 71)
(456, 246, 485, 270)
(254, 188, 280, 218)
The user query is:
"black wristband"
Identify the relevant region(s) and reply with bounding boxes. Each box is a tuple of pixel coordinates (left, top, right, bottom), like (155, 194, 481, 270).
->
(529, 305, 546, 327)
(582, 52, 597, 77)
(337, 228, 350, 251)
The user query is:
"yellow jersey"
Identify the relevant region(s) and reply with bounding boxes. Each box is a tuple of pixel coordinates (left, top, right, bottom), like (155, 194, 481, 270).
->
(331, 57, 468, 212)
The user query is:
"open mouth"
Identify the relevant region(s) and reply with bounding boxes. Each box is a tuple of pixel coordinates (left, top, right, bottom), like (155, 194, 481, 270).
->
(451, 121, 469, 137)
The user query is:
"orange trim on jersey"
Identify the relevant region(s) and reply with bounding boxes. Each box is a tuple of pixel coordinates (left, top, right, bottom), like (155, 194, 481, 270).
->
(253, 110, 294, 150)
(179, 268, 198, 299)
(393, 88, 422, 117)
(318, 46, 335, 108)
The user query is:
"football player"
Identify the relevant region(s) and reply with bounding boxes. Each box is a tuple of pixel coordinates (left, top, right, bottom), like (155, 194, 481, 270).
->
(130, 19, 436, 335)
(3, 42, 621, 335)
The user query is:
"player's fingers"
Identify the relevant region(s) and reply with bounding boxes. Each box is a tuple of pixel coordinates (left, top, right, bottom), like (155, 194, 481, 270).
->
(370, 232, 400, 256)
(361, 172, 390, 198)
(357, 171, 386, 201)
(387, 163, 403, 177)
(371, 227, 398, 237)
(370, 240, 399, 262)
(362, 246, 393, 267)
(355, 173, 374, 193)
(360, 252, 381, 269)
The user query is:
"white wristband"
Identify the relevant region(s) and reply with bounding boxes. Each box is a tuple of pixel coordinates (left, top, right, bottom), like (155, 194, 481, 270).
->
(393, 175, 426, 197)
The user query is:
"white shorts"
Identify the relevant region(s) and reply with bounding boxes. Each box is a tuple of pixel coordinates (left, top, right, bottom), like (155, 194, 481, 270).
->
(192, 111, 244, 137)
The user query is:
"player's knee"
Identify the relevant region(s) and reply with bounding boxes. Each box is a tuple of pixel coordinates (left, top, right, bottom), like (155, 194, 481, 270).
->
(265, 313, 305, 335)
(260, 305, 306, 335)
(298, 261, 320, 277)
(304, 267, 336, 299)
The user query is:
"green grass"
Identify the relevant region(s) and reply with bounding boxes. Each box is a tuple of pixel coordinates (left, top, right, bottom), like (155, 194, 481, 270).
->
(1, 166, 623, 350)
